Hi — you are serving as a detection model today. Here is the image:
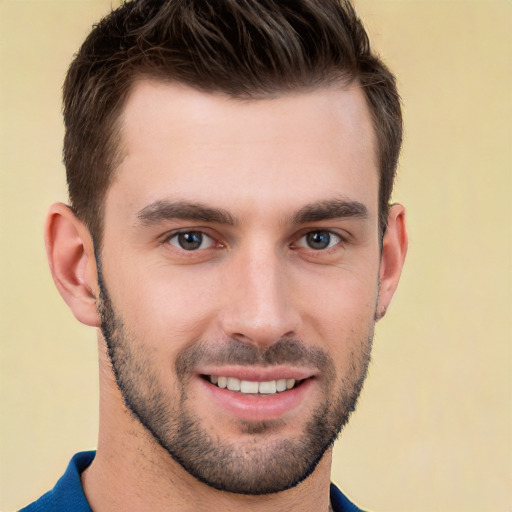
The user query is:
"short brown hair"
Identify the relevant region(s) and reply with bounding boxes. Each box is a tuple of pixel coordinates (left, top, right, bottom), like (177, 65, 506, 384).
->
(63, 0, 402, 242)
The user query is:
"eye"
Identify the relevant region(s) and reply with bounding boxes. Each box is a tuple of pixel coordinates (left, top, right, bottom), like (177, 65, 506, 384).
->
(167, 231, 215, 251)
(296, 230, 342, 250)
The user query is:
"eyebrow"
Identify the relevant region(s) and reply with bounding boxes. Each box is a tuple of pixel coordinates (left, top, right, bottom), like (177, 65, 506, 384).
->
(136, 198, 368, 228)
(292, 199, 369, 224)
(136, 200, 235, 226)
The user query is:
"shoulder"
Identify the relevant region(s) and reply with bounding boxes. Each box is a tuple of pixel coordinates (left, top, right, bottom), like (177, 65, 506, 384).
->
(330, 483, 368, 512)
(19, 451, 95, 512)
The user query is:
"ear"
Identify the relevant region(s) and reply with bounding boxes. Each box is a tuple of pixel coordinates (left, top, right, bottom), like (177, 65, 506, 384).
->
(44, 203, 101, 327)
(376, 204, 408, 320)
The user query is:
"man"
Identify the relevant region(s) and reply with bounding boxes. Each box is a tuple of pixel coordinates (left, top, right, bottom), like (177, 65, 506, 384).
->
(22, 0, 407, 510)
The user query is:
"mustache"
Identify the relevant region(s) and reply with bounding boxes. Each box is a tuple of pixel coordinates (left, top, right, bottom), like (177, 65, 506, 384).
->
(175, 338, 335, 379)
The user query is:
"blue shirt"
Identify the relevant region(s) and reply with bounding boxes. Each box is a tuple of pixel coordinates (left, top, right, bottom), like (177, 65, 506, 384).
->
(20, 451, 366, 512)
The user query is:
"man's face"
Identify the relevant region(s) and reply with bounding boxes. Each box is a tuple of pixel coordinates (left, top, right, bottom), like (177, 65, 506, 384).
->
(98, 81, 381, 494)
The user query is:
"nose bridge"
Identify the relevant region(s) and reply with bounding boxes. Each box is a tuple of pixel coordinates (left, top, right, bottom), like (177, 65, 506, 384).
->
(221, 241, 299, 346)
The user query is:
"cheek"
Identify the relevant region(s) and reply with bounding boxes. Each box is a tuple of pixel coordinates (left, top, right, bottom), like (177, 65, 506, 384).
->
(299, 260, 379, 311)
(297, 266, 379, 348)
(108, 262, 223, 349)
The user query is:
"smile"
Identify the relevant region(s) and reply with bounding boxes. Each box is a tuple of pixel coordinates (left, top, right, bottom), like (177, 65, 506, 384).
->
(206, 375, 301, 394)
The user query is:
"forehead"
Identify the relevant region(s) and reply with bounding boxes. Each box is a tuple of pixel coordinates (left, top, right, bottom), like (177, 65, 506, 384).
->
(107, 80, 378, 223)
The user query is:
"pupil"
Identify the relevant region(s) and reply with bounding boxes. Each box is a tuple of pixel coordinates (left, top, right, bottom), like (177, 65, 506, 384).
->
(179, 232, 202, 250)
(307, 231, 330, 250)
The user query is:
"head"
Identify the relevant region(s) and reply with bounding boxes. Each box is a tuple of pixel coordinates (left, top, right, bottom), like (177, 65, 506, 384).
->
(48, 0, 407, 498)
(63, 0, 402, 245)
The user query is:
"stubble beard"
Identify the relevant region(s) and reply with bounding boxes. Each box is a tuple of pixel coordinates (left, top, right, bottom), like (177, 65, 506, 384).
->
(97, 267, 374, 495)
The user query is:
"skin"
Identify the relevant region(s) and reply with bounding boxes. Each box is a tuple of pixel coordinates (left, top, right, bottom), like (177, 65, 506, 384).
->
(45, 81, 407, 512)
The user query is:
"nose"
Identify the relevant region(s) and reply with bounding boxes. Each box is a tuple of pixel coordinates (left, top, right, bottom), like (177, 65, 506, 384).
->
(219, 246, 301, 348)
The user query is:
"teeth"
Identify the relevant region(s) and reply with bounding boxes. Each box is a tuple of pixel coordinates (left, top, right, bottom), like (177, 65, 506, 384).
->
(209, 375, 299, 394)
(259, 381, 277, 394)
(276, 379, 287, 392)
(227, 377, 240, 391)
(240, 380, 259, 393)
(286, 379, 296, 390)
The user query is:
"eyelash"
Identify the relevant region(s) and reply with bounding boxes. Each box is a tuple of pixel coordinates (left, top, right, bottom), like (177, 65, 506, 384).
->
(163, 229, 346, 253)
(165, 230, 219, 251)
(292, 230, 344, 251)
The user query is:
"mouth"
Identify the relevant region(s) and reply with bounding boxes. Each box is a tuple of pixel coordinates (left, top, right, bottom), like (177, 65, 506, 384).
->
(198, 370, 316, 421)
(202, 375, 304, 394)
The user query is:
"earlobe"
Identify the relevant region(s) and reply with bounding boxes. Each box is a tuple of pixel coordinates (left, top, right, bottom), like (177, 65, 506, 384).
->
(376, 204, 408, 321)
(45, 203, 101, 327)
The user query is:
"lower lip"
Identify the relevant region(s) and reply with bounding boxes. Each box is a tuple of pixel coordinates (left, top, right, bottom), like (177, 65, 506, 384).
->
(199, 377, 314, 422)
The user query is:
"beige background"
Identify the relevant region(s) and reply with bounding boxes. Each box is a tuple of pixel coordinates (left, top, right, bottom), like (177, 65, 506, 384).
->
(0, 1, 510, 511)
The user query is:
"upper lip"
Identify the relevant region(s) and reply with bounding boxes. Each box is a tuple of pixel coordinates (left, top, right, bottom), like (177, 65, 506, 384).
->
(196, 365, 317, 382)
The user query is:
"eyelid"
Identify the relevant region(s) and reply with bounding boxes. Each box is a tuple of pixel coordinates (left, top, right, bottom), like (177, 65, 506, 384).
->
(162, 228, 220, 250)
(291, 229, 348, 251)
